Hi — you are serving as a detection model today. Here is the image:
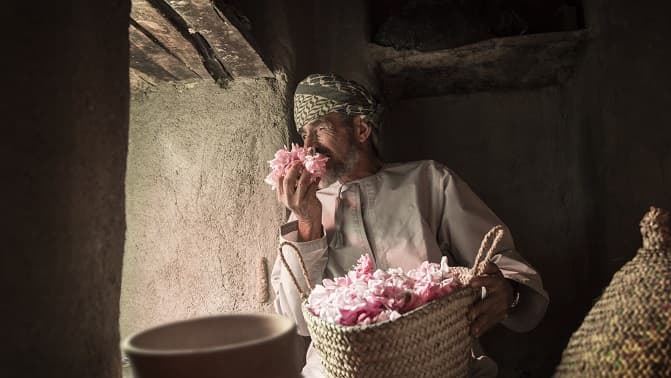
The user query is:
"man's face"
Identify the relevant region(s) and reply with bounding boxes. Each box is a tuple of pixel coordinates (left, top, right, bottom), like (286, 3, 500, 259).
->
(298, 112, 358, 185)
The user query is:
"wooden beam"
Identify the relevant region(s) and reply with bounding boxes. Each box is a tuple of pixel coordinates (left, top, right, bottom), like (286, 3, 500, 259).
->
(165, 0, 273, 78)
(131, 0, 209, 79)
(130, 68, 158, 92)
(375, 30, 588, 99)
(130, 38, 176, 82)
(129, 22, 199, 81)
(143, 0, 232, 86)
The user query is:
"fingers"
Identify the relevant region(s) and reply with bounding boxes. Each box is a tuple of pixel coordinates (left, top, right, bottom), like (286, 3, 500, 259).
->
(305, 178, 320, 199)
(278, 163, 321, 217)
(283, 163, 301, 199)
(468, 286, 508, 322)
(468, 297, 508, 337)
(469, 275, 506, 295)
(469, 263, 507, 299)
(294, 165, 311, 201)
(276, 175, 285, 201)
(468, 268, 513, 337)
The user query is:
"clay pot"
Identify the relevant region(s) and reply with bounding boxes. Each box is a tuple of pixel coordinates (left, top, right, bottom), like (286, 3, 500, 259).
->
(122, 313, 301, 378)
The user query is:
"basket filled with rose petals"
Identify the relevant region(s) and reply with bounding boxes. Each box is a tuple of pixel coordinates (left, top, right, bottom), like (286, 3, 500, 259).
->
(278, 225, 505, 378)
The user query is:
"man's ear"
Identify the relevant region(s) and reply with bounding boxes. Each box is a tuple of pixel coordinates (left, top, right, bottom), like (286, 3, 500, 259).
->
(353, 115, 372, 143)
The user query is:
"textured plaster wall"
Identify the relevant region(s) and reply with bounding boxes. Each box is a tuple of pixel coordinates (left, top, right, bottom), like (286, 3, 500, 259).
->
(4, 1, 129, 377)
(120, 79, 288, 339)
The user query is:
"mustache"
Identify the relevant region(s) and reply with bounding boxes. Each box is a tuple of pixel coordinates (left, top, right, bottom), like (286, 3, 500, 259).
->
(314, 146, 331, 157)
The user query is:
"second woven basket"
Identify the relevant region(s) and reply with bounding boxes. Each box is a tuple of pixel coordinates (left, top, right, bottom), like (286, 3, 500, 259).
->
(555, 207, 671, 377)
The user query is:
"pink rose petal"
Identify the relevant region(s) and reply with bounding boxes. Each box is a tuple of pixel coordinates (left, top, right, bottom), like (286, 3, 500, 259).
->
(307, 254, 464, 326)
(265, 144, 329, 190)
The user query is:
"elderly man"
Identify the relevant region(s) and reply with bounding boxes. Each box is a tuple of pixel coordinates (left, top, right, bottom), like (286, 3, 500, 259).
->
(271, 73, 548, 377)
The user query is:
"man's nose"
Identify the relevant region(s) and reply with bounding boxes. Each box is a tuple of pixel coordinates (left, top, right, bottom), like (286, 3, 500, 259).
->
(303, 132, 317, 148)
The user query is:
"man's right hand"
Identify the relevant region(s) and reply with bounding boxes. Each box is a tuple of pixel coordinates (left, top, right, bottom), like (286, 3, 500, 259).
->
(276, 162, 323, 241)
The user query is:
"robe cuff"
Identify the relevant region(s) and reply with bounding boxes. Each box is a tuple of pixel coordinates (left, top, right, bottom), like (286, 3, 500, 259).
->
(280, 220, 328, 254)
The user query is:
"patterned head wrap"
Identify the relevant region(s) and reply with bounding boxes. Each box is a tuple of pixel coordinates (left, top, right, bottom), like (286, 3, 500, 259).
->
(293, 73, 382, 131)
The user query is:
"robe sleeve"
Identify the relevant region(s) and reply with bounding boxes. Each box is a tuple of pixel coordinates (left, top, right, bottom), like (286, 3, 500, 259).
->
(437, 167, 549, 332)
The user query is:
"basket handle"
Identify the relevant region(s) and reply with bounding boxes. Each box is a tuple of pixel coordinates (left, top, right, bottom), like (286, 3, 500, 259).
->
(277, 241, 314, 300)
(469, 225, 505, 277)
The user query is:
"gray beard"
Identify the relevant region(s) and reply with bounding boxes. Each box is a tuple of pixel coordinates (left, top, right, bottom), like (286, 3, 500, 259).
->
(320, 146, 359, 187)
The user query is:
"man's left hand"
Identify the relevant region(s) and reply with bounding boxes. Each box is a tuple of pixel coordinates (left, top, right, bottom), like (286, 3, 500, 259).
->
(467, 262, 514, 337)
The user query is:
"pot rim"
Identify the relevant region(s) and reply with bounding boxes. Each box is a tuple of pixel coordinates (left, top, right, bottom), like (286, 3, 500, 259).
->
(121, 312, 296, 357)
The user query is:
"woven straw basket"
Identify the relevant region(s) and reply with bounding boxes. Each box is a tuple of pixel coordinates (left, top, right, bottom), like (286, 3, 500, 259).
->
(555, 207, 671, 377)
(278, 226, 506, 378)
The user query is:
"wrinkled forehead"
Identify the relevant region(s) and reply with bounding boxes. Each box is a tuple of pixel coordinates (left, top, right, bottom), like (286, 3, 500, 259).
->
(297, 113, 341, 135)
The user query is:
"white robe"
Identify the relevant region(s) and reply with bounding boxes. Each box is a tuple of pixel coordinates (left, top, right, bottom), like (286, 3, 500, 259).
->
(271, 160, 549, 377)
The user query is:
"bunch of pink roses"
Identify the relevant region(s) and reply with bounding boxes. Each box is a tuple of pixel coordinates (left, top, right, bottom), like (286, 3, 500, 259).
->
(307, 254, 463, 326)
(265, 143, 329, 190)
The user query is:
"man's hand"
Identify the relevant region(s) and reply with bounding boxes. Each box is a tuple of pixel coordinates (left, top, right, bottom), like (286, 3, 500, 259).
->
(276, 162, 322, 241)
(467, 262, 514, 337)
